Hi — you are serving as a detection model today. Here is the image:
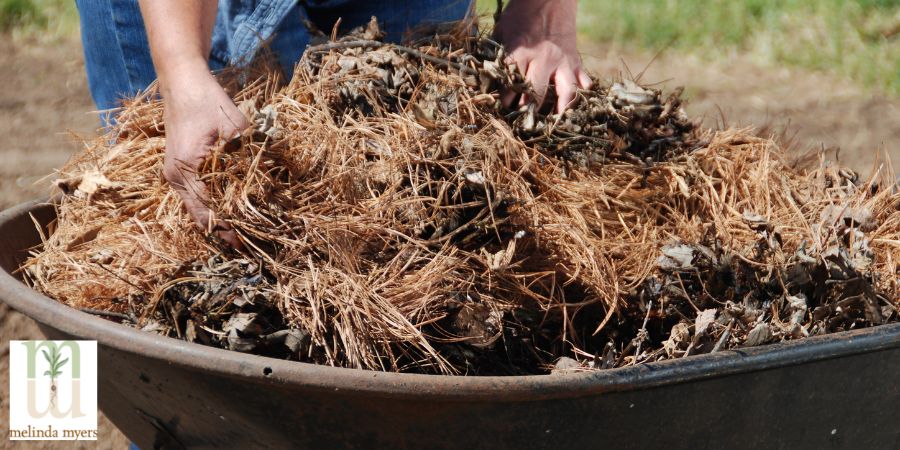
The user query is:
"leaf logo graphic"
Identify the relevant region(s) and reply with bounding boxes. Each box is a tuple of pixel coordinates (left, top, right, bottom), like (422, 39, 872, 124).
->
(41, 345, 69, 408)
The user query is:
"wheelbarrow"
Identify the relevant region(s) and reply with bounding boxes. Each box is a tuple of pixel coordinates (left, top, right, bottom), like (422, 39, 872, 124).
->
(1, 199, 898, 449)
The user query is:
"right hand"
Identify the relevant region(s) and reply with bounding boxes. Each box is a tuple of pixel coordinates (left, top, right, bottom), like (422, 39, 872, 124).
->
(494, 0, 591, 114)
(161, 68, 249, 248)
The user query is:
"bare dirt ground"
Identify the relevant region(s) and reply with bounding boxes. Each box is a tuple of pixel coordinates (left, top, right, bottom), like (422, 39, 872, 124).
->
(0, 35, 898, 449)
(0, 36, 128, 450)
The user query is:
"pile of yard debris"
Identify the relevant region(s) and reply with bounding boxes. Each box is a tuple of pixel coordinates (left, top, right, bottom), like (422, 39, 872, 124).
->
(23, 19, 899, 375)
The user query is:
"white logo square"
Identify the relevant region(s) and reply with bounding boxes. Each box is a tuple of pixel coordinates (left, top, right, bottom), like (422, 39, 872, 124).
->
(7, 340, 98, 440)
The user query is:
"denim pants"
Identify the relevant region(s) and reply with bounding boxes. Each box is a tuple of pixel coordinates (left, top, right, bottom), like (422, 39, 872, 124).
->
(76, 0, 473, 116)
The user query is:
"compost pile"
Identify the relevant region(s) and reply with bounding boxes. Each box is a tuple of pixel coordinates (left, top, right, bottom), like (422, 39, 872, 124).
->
(23, 19, 899, 375)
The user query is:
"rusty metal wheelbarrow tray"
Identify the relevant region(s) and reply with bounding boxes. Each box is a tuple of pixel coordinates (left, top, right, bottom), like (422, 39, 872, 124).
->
(1, 199, 898, 449)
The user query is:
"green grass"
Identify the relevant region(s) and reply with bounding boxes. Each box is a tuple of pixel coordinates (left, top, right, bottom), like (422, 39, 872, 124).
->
(0, 0, 77, 37)
(0, 0, 40, 29)
(5, 0, 898, 94)
(579, 0, 900, 95)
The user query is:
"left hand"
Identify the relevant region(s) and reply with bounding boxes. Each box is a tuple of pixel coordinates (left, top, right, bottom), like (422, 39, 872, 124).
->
(494, 0, 592, 113)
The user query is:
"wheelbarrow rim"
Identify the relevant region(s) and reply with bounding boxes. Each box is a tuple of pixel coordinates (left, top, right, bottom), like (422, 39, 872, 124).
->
(2, 198, 899, 401)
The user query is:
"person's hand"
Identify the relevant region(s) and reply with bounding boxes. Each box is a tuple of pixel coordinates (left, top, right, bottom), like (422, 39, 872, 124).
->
(161, 66, 249, 248)
(140, 1, 244, 246)
(494, 0, 592, 113)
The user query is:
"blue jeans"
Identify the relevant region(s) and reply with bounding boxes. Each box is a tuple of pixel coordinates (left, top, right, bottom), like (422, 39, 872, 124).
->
(76, 0, 473, 117)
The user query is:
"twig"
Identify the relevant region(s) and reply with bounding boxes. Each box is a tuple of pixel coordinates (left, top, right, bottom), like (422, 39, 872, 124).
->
(305, 39, 382, 54)
(711, 320, 733, 353)
(262, 329, 293, 343)
(394, 44, 479, 76)
(93, 261, 148, 294)
(632, 301, 652, 365)
(306, 40, 479, 76)
(79, 307, 133, 321)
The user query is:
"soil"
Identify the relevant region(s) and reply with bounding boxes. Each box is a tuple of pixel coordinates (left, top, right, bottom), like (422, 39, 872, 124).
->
(0, 33, 898, 446)
(0, 36, 128, 450)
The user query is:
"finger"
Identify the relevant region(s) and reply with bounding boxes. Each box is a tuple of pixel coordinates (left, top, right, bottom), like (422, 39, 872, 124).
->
(215, 228, 242, 249)
(168, 162, 243, 249)
(518, 92, 531, 107)
(502, 89, 519, 108)
(518, 58, 534, 107)
(220, 108, 252, 140)
(502, 54, 530, 108)
(181, 176, 243, 249)
(507, 53, 529, 78)
(554, 70, 579, 114)
(524, 60, 554, 107)
(577, 68, 593, 90)
(181, 179, 244, 249)
(167, 161, 214, 230)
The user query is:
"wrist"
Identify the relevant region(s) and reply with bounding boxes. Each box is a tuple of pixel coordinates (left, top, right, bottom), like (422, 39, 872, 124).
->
(505, 0, 576, 16)
(500, 0, 578, 41)
(158, 57, 214, 98)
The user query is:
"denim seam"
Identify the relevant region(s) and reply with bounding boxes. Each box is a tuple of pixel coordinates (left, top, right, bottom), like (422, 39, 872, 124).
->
(211, 46, 231, 66)
(109, 0, 142, 99)
(231, 0, 297, 66)
(231, 0, 272, 65)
